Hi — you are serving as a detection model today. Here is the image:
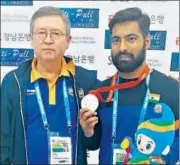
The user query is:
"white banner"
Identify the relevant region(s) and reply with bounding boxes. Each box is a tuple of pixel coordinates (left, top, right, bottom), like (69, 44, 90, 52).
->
(1, 1, 179, 163)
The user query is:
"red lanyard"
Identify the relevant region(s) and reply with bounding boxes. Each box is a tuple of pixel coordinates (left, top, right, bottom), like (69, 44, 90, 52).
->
(89, 64, 151, 102)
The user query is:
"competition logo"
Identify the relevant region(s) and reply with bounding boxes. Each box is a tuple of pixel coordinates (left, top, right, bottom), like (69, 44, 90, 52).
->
(1, 48, 34, 66)
(1, 0, 33, 6)
(104, 30, 167, 50)
(59, 8, 99, 28)
(170, 52, 179, 72)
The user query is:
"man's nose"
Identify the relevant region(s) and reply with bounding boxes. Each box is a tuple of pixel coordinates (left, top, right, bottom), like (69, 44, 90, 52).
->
(118, 40, 128, 52)
(44, 33, 54, 44)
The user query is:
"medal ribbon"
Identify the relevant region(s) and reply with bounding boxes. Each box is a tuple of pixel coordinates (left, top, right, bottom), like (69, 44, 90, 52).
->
(89, 64, 151, 102)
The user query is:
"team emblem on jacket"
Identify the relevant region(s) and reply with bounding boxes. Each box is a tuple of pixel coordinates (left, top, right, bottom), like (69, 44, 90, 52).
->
(154, 104, 162, 113)
(78, 88, 84, 98)
(68, 88, 74, 96)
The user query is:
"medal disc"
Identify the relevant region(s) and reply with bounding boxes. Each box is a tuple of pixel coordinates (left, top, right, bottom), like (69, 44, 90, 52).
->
(81, 94, 99, 111)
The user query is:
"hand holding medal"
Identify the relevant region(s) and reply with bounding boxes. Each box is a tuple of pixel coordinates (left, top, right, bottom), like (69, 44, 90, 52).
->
(79, 94, 99, 137)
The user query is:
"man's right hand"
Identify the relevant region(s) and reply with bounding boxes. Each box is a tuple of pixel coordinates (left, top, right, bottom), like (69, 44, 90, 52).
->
(79, 108, 99, 137)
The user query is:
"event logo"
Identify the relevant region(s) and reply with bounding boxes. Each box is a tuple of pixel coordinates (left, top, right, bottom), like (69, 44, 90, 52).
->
(1, 1, 33, 6)
(104, 30, 167, 50)
(59, 8, 99, 28)
(170, 52, 179, 72)
(1, 48, 34, 66)
(149, 31, 167, 50)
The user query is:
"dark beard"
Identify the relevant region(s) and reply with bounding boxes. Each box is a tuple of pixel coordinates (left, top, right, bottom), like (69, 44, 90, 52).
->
(111, 45, 146, 73)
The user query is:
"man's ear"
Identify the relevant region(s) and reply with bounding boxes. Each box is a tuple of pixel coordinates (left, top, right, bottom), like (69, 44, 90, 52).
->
(145, 35, 151, 50)
(65, 35, 72, 49)
(162, 145, 170, 155)
(30, 33, 34, 47)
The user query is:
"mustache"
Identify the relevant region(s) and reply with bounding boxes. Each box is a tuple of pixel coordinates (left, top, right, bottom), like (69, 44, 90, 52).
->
(116, 52, 134, 58)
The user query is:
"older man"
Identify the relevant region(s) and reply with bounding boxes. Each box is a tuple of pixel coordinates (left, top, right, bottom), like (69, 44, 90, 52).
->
(1, 6, 100, 164)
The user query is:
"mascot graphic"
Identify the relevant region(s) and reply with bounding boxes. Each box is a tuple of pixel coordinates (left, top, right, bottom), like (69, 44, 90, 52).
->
(121, 103, 175, 164)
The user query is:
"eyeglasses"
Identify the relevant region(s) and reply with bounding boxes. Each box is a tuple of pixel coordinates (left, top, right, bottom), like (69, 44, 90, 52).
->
(33, 30, 67, 40)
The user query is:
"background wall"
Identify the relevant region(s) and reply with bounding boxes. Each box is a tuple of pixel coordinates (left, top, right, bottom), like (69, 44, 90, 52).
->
(1, 0, 179, 163)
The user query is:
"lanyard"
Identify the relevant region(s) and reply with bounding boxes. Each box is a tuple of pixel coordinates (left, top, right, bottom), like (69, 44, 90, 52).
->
(111, 73, 151, 144)
(34, 78, 72, 134)
(89, 64, 151, 102)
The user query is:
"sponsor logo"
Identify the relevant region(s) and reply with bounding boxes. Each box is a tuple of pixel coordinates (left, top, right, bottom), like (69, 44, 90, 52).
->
(1, 48, 34, 66)
(170, 52, 179, 72)
(150, 15, 164, 24)
(26, 89, 36, 95)
(104, 30, 111, 49)
(149, 31, 167, 50)
(66, 54, 95, 64)
(108, 55, 113, 65)
(1, 32, 30, 42)
(59, 8, 99, 28)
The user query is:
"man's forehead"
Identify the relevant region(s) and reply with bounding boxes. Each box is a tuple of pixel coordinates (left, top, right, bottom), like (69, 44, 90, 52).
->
(111, 21, 142, 36)
(33, 16, 66, 31)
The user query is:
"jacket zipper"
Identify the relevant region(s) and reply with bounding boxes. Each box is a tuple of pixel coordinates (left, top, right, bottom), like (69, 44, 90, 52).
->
(13, 71, 79, 165)
(72, 75, 80, 165)
(14, 73, 28, 165)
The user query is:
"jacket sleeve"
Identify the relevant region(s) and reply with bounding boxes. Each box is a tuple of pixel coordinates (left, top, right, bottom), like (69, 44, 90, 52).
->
(82, 117, 102, 150)
(1, 73, 14, 164)
(75, 66, 103, 150)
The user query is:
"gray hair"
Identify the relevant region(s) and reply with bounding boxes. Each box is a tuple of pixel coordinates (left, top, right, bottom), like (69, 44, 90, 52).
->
(30, 6, 71, 36)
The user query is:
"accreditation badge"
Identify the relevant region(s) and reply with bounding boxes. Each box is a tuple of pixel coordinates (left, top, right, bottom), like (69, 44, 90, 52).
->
(81, 94, 99, 112)
(113, 144, 131, 164)
(48, 132, 72, 164)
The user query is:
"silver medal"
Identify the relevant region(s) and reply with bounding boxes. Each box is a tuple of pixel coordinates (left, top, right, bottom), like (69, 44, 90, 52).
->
(81, 94, 99, 112)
